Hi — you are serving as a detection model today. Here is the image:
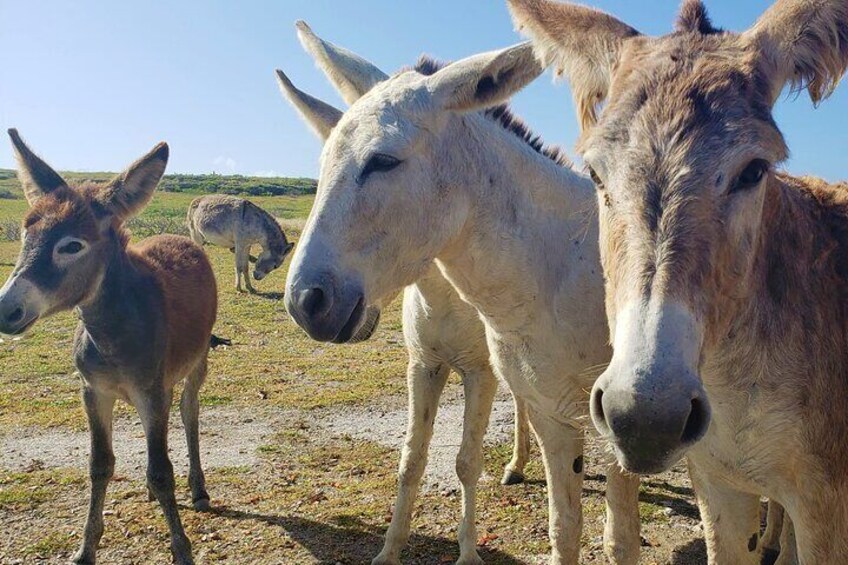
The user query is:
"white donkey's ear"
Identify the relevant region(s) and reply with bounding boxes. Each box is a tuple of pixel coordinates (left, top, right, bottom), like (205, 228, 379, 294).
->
(296, 20, 389, 104)
(743, 0, 848, 105)
(276, 69, 343, 141)
(8, 128, 68, 206)
(507, 0, 640, 130)
(97, 142, 168, 221)
(426, 42, 543, 113)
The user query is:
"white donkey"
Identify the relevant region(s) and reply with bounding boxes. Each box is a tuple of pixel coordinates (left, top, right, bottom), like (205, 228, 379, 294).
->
(276, 42, 533, 565)
(281, 33, 642, 565)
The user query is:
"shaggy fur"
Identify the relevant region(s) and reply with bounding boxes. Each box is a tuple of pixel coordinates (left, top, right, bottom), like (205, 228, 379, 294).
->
(510, 0, 848, 562)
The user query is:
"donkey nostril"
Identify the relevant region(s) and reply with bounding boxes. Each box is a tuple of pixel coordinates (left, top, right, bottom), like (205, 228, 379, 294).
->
(591, 388, 610, 434)
(681, 397, 709, 444)
(6, 306, 24, 324)
(299, 287, 326, 318)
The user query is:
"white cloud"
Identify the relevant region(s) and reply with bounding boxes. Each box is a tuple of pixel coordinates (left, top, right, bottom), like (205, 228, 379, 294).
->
(212, 155, 237, 173)
(251, 170, 282, 178)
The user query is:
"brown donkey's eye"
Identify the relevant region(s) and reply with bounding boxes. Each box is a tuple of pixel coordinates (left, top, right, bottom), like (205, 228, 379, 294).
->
(731, 160, 770, 193)
(588, 167, 605, 190)
(58, 241, 84, 255)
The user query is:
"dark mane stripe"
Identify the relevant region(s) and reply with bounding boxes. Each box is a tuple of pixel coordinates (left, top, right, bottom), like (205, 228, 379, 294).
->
(411, 56, 572, 168)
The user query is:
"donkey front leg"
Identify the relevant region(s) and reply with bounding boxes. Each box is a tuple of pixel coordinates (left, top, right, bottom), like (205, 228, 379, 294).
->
(72, 387, 116, 565)
(180, 359, 210, 511)
(138, 390, 194, 565)
(603, 462, 641, 565)
(762, 501, 785, 563)
(689, 461, 762, 565)
(774, 512, 797, 565)
(528, 410, 584, 565)
(502, 393, 531, 485)
(373, 361, 450, 565)
(455, 367, 498, 565)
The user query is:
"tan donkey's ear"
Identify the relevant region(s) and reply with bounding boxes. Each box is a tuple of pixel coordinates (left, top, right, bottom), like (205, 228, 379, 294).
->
(296, 20, 389, 104)
(97, 142, 169, 221)
(275, 69, 343, 141)
(744, 0, 848, 106)
(8, 129, 68, 206)
(426, 42, 544, 114)
(507, 0, 640, 130)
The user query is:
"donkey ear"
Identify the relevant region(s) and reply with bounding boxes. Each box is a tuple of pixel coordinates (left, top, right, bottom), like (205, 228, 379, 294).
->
(276, 69, 343, 141)
(427, 42, 543, 113)
(98, 142, 168, 221)
(507, 0, 640, 130)
(296, 20, 389, 104)
(744, 0, 848, 105)
(7, 129, 68, 206)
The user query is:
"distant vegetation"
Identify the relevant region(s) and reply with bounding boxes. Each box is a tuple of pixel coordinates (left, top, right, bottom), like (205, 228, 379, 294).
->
(0, 168, 317, 198)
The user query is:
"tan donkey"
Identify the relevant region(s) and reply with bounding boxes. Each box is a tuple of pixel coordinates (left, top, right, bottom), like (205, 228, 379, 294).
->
(187, 194, 293, 293)
(510, 0, 848, 562)
(0, 130, 217, 564)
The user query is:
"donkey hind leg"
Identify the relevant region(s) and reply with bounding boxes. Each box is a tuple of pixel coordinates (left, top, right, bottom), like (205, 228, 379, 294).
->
(502, 393, 531, 485)
(72, 387, 116, 565)
(373, 361, 450, 565)
(603, 461, 641, 565)
(138, 388, 194, 565)
(527, 409, 585, 565)
(774, 512, 797, 565)
(455, 367, 498, 565)
(762, 501, 785, 563)
(233, 238, 246, 292)
(689, 461, 762, 565)
(181, 358, 210, 511)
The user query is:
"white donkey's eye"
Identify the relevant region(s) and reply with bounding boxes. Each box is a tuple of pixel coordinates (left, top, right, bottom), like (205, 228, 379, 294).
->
(54, 237, 88, 263)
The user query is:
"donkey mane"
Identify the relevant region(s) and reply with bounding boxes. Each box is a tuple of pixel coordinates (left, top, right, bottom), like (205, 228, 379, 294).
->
(244, 199, 288, 252)
(411, 55, 572, 168)
(675, 0, 723, 35)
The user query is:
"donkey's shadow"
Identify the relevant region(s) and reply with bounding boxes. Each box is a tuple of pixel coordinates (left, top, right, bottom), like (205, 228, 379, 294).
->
(206, 505, 524, 564)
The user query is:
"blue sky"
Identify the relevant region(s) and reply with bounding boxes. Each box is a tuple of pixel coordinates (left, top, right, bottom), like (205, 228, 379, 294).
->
(1, 0, 846, 180)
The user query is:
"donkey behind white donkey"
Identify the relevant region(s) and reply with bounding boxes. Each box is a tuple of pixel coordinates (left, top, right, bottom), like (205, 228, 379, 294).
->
(281, 31, 644, 565)
(277, 28, 534, 565)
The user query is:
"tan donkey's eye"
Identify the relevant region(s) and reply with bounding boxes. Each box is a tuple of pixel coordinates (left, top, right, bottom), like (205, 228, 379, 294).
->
(588, 167, 605, 190)
(731, 159, 770, 194)
(58, 240, 84, 255)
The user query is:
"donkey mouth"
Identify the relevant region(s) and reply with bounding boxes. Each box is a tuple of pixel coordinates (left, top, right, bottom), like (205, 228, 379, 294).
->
(331, 298, 380, 344)
(1, 314, 38, 336)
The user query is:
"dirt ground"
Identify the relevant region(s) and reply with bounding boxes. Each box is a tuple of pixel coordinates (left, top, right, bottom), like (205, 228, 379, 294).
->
(1, 382, 713, 564)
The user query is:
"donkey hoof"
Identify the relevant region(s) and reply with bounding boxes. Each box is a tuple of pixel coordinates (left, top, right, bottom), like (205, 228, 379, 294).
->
(193, 497, 211, 512)
(501, 468, 525, 485)
(70, 548, 95, 564)
(457, 555, 485, 565)
(371, 553, 401, 565)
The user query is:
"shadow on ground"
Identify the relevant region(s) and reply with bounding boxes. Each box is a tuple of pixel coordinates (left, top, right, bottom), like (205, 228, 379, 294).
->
(208, 505, 525, 564)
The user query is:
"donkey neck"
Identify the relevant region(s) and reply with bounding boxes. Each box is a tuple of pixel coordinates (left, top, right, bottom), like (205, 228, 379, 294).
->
(435, 114, 603, 335)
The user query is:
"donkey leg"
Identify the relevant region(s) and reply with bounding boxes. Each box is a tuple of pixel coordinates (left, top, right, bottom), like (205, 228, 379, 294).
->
(689, 461, 761, 565)
(180, 359, 209, 511)
(72, 387, 116, 565)
(603, 461, 641, 565)
(373, 361, 449, 565)
(455, 368, 498, 565)
(138, 389, 194, 565)
(774, 512, 797, 565)
(527, 409, 584, 565)
(762, 501, 785, 563)
(502, 393, 531, 485)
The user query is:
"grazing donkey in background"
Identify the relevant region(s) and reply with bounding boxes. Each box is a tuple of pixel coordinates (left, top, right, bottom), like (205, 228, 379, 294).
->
(282, 36, 643, 565)
(509, 0, 848, 562)
(0, 130, 217, 565)
(187, 194, 293, 293)
(277, 56, 533, 565)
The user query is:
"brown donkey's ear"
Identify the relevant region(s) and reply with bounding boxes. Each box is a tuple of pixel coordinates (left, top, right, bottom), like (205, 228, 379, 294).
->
(97, 142, 169, 221)
(744, 0, 848, 106)
(296, 20, 388, 104)
(8, 129, 68, 206)
(507, 0, 640, 130)
(275, 69, 343, 141)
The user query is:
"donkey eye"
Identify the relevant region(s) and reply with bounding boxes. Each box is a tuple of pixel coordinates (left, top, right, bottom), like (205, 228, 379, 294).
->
(731, 159, 770, 194)
(358, 153, 402, 184)
(58, 240, 84, 255)
(588, 167, 605, 191)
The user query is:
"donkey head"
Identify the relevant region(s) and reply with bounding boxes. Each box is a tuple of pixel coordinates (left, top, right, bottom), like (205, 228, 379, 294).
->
(254, 239, 294, 282)
(511, 0, 848, 473)
(0, 130, 168, 335)
(281, 22, 544, 343)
